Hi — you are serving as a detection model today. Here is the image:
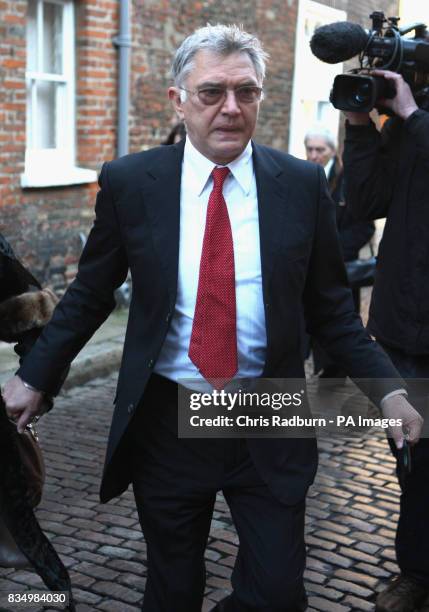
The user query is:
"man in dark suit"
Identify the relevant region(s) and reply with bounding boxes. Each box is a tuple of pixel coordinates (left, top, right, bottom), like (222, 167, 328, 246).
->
(304, 126, 375, 267)
(3, 25, 423, 612)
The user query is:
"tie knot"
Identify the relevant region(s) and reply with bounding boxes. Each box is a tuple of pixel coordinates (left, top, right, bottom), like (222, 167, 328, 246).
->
(212, 166, 230, 190)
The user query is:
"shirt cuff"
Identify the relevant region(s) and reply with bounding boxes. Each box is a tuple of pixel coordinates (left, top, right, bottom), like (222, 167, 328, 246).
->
(380, 388, 408, 408)
(19, 376, 44, 395)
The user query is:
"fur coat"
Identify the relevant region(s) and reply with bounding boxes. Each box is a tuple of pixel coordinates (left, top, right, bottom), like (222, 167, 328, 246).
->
(0, 287, 58, 343)
(0, 233, 58, 343)
(0, 234, 75, 610)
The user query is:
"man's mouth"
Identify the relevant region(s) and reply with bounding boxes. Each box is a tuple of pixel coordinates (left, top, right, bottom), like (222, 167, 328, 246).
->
(215, 127, 241, 133)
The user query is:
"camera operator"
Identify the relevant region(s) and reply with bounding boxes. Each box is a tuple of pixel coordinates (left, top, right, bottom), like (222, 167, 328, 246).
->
(343, 69, 429, 612)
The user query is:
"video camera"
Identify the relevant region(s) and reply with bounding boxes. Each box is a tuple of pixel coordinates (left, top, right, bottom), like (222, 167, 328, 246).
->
(310, 11, 429, 112)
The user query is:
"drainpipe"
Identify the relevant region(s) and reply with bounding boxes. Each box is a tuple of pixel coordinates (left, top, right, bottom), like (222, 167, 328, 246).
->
(113, 0, 131, 158)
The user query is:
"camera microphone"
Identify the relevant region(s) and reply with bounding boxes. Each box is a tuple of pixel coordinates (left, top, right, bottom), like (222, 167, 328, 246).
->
(311, 12, 429, 112)
(310, 22, 370, 64)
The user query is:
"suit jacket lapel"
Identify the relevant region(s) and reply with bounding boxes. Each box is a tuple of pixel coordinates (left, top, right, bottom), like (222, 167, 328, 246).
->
(252, 143, 290, 301)
(140, 140, 185, 308)
(140, 140, 290, 314)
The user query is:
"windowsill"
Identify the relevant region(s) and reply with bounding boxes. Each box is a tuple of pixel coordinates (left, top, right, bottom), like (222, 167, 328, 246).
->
(21, 165, 97, 188)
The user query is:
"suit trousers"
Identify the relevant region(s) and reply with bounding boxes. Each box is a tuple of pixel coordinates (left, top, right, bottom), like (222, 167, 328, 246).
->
(126, 374, 308, 612)
(380, 343, 429, 586)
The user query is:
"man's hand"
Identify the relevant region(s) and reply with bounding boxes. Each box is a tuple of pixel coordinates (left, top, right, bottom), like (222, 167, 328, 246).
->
(2, 375, 45, 434)
(381, 393, 423, 449)
(373, 69, 419, 120)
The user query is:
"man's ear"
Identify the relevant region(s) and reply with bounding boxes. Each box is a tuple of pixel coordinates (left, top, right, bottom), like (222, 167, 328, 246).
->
(168, 87, 184, 120)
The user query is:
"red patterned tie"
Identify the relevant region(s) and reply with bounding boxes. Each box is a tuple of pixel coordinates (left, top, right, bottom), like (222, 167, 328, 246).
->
(189, 166, 238, 386)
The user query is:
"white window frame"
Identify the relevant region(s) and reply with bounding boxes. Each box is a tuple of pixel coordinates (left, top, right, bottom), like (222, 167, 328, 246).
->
(22, 0, 96, 188)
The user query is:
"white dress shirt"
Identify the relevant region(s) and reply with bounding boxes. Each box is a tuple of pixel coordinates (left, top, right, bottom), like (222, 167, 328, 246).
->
(155, 138, 266, 385)
(324, 156, 335, 178)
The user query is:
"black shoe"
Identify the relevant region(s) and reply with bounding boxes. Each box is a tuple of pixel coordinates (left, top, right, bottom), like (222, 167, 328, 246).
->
(376, 575, 428, 612)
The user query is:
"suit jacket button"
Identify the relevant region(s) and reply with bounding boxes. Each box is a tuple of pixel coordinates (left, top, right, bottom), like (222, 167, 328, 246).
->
(148, 359, 154, 368)
(127, 403, 135, 414)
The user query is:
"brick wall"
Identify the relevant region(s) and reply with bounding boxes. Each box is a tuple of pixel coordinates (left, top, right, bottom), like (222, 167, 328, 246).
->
(3, 0, 405, 289)
(129, 0, 298, 151)
(0, 0, 299, 289)
(76, 1, 118, 167)
(0, 0, 27, 209)
(0, 0, 119, 290)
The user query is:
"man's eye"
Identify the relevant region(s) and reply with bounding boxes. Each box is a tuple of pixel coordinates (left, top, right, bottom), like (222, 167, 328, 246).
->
(200, 88, 223, 97)
(239, 87, 257, 95)
(236, 86, 261, 102)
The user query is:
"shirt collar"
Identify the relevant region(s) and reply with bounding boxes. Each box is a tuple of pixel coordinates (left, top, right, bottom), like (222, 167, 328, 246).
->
(184, 137, 254, 196)
(324, 157, 335, 178)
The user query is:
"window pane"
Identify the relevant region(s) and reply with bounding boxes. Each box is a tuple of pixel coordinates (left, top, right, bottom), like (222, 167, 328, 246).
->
(36, 81, 57, 148)
(43, 2, 63, 74)
(27, 0, 37, 72)
(317, 101, 330, 123)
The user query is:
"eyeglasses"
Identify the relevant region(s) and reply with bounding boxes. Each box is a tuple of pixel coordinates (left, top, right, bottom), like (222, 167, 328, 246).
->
(180, 85, 264, 106)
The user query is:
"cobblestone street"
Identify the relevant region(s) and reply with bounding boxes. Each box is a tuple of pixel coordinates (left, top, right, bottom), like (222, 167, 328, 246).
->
(0, 369, 401, 612)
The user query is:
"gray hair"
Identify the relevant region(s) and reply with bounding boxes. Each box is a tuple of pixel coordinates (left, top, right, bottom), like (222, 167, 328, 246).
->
(304, 125, 337, 150)
(172, 24, 269, 95)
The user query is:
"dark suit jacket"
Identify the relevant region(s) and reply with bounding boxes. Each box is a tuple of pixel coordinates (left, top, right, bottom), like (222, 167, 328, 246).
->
(19, 139, 402, 505)
(327, 157, 375, 262)
(344, 111, 429, 354)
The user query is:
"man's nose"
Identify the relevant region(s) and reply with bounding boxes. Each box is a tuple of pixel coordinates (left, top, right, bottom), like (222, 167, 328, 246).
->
(221, 90, 241, 114)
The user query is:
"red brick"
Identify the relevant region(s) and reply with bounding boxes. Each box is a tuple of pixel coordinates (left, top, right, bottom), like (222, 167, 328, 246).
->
(0, 0, 400, 284)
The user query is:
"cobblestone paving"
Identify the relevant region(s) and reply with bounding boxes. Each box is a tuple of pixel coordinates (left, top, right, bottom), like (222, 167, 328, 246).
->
(0, 373, 400, 612)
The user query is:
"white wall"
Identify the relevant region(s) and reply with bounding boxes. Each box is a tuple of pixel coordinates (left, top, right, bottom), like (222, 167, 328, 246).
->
(288, 0, 346, 158)
(399, 0, 429, 25)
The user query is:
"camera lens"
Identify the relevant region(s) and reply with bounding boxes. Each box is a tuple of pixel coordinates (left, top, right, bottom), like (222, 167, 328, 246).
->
(331, 74, 376, 113)
(352, 81, 371, 105)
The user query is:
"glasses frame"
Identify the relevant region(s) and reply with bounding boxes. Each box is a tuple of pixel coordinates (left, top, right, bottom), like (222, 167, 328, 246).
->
(179, 84, 264, 106)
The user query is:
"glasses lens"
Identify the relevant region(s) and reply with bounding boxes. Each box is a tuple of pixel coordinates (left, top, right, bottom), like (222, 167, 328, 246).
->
(236, 86, 261, 103)
(196, 86, 262, 105)
(197, 88, 224, 105)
